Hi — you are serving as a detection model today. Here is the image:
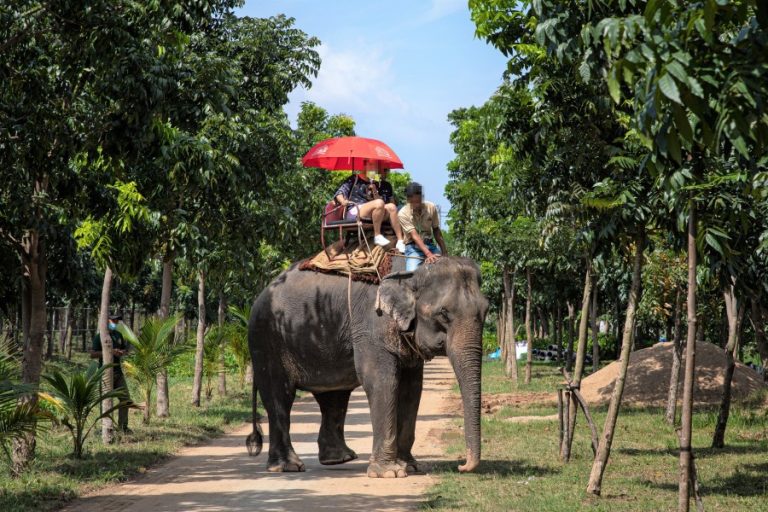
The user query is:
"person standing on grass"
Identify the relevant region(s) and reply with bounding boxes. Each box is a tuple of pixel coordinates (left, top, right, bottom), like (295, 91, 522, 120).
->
(398, 182, 448, 272)
(90, 313, 131, 433)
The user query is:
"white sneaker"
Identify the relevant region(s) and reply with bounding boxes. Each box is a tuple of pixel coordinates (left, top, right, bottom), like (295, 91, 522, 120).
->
(396, 239, 406, 253)
(374, 235, 390, 247)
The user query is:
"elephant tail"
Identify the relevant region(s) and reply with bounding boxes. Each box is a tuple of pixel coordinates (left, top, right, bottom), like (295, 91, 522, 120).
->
(245, 374, 263, 456)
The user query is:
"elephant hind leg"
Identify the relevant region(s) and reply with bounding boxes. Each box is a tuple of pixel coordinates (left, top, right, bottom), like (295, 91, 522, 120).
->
(314, 389, 358, 465)
(246, 373, 263, 456)
(259, 374, 304, 472)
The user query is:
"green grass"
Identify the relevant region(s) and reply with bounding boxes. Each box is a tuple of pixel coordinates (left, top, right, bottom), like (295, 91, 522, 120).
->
(0, 353, 254, 512)
(426, 360, 768, 512)
(476, 359, 565, 394)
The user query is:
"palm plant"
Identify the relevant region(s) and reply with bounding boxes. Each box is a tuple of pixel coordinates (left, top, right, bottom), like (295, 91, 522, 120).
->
(228, 304, 251, 386)
(0, 335, 51, 468)
(43, 362, 132, 458)
(122, 315, 185, 424)
(203, 326, 224, 401)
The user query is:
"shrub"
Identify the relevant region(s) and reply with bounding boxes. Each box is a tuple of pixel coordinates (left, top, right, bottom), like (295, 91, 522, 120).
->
(43, 363, 132, 458)
(0, 335, 53, 470)
(122, 315, 187, 424)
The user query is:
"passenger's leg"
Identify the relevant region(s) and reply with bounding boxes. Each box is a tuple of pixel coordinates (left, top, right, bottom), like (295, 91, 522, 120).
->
(357, 199, 386, 236)
(384, 203, 404, 240)
(404, 244, 424, 272)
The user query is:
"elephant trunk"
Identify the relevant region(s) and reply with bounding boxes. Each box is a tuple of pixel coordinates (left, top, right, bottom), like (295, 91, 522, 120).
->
(448, 330, 482, 473)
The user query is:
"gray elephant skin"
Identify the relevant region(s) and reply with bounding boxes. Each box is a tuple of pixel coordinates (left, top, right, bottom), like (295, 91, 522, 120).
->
(245, 256, 488, 478)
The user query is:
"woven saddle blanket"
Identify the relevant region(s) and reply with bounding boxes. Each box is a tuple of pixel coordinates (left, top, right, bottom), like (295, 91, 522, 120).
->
(298, 237, 394, 284)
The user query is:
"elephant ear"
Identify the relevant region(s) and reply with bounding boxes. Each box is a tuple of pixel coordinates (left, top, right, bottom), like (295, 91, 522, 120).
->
(376, 273, 416, 332)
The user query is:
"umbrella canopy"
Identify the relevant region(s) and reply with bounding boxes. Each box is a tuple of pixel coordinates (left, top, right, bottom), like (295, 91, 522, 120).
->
(302, 136, 404, 171)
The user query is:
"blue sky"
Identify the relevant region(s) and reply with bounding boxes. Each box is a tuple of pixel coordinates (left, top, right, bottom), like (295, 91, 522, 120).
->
(238, 0, 508, 220)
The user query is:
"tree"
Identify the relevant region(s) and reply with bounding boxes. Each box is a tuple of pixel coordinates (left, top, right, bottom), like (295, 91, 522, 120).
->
(1, 0, 239, 472)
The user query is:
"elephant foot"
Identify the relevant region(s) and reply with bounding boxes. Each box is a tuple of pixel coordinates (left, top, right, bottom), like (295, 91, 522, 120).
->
(398, 457, 427, 475)
(367, 461, 407, 478)
(267, 456, 305, 473)
(319, 445, 358, 465)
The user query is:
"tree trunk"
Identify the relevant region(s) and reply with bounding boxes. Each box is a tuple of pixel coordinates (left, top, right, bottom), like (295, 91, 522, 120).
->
(665, 286, 684, 424)
(245, 363, 253, 384)
(59, 305, 68, 353)
(754, 303, 768, 383)
(591, 280, 599, 372)
(712, 283, 744, 448)
(144, 389, 151, 424)
(83, 307, 90, 352)
(562, 257, 594, 462)
(679, 200, 698, 512)
(11, 231, 48, 475)
(156, 255, 173, 418)
(503, 267, 518, 383)
(587, 233, 645, 495)
(566, 301, 575, 372)
(98, 266, 115, 445)
(45, 307, 55, 360)
(524, 268, 534, 384)
(191, 270, 206, 407)
(536, 306, 544, 339)
(64, 303, 73, 360)
(130, 300, 137, 333)
(555, 301, 563, 362)
(217, 291, 227, 397)
(499, 300, 507, 364)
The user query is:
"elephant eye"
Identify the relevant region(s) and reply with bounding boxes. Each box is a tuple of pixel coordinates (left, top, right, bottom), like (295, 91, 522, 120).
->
(437, 307, 451, 323)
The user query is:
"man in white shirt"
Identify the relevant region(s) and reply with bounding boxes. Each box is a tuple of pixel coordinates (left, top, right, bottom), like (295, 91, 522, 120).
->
(397, 182, 448, 272)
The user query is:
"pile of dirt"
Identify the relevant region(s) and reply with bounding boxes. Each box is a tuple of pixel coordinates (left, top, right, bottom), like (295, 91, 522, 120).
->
(581, 342, 767, 407)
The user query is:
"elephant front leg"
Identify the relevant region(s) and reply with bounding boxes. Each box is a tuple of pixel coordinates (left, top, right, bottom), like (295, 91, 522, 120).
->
(363, 375, 407, 478)
(397, 364, 426, 475)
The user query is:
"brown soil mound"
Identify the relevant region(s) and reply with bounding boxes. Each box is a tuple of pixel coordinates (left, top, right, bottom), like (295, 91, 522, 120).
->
(581, 342, 766, 406)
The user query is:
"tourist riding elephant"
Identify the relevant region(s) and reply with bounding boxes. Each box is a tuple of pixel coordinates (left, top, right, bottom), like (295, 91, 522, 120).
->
(245, 256, 488, 478)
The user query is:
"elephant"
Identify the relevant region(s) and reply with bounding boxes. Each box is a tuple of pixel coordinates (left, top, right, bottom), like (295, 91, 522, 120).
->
(245, 256, 488, 478)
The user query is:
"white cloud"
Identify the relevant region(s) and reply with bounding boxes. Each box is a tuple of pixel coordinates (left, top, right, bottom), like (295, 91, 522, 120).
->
(290, 42, 410, 118)
(424, 0, 466, 22)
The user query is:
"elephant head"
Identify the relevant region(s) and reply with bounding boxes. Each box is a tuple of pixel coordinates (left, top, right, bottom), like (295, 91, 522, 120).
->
(377, 257, 488, 472)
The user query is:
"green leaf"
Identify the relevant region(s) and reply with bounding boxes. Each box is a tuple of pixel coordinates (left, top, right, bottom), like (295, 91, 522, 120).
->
(672, 104, 693, 144)
(607, 67, 621, 104)
(665, 61, 688, 86)
(705, 232, 723, 255)
(666, 129, 682, 164)
(730, 134, 750, 158)
(578, 58, 591, 83)
(644, 0, 662, 23)
(658, 73, 682, 104)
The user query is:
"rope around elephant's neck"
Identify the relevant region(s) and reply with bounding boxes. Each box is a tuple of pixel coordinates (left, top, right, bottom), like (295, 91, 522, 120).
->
(347, 271, 353, 323)
(399, 331, 426, 361)
(357, 221, 383, 283)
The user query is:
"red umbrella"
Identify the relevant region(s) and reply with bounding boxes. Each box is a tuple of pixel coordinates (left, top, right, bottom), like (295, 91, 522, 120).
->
(302, 136, 404, 171)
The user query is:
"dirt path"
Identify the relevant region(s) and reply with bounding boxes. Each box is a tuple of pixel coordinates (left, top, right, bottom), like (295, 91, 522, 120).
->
(65, 357, 457, 512)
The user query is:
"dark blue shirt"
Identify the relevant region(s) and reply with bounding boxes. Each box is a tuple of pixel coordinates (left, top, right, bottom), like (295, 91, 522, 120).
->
(335, 175, 372, 206)
(335, 175, 395, 206)
(377, 180, 394, 204)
